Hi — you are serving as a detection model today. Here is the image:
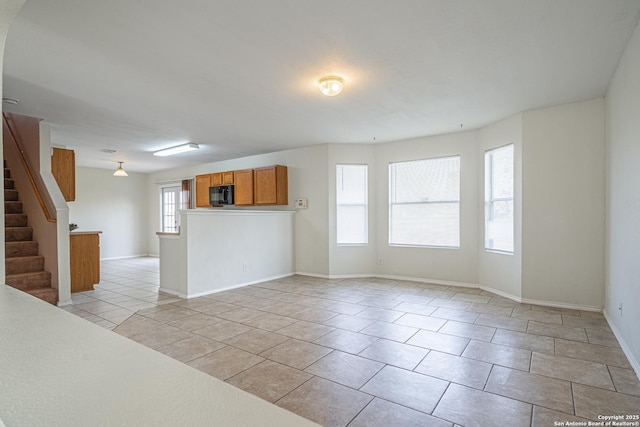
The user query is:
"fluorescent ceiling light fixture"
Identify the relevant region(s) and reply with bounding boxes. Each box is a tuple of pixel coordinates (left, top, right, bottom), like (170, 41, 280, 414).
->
(113, 161, 128, 177)
(318, 76, 344, 96)
(153, 143, 199, 157)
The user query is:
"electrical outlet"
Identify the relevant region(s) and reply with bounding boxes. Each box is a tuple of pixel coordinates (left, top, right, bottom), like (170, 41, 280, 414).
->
(377, 257, 383, 265)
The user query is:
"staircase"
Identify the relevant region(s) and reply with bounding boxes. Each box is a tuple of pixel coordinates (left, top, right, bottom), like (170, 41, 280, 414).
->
(4, 162, 57, 305)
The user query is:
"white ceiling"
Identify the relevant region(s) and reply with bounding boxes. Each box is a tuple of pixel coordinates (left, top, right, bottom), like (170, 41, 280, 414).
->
(3, 0, 640, 173)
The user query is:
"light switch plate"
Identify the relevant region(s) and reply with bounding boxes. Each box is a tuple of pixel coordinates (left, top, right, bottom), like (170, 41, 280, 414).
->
(295, 198, 308, 209)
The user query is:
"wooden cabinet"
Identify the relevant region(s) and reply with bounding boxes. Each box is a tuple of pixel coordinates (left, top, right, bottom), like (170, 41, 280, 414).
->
(222, 171, 234, 184)
(70, 232, 100, 293)
(211, 171, 233, 185)
(195, 174, 211, 207)
(254, 165, 288, 205)
(51, 147, 75, 201)
(234, 169, 254, 205)
(211, 172, 223, 186)
(195, 166, 287, 207)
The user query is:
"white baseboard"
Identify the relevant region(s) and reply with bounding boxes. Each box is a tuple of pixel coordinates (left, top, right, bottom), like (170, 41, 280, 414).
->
(479, 284, 602, 312)
(157, 288, 187, 299)
(520, 297, 601, 312)
(179, 273, 296, 299)
(376, 274, 479, 289)
(603, 309, 640, 380)
(478, 285, 521, 302)
(294, 272, 372, 279)
(295, 272, 603, 312)
(294, 272, 331, 279)
(100, 254, 152, 261)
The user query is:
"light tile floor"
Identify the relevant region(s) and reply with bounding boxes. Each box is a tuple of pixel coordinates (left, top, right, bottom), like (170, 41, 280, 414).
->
(63, 257, 640, 427)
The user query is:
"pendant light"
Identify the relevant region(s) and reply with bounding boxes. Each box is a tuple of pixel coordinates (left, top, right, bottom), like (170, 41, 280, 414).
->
(113, 161, 128, 177)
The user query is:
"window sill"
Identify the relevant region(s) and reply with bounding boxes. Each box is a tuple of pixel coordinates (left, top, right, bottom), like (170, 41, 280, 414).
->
(389, 244, 460, 250)
(485, 249, 514, 256)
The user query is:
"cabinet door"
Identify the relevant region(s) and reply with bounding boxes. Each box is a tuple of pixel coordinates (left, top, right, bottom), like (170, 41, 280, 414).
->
(254, 165, 288, 205)
(254, 166, 277, 205)
(234, 169, 254, 205)
(211, 172, 223, 186)
(222, 171, 234, 184)
(51, 147, 75, 201)
(195, 174, 212, 207)
(70, 233, 100, 293)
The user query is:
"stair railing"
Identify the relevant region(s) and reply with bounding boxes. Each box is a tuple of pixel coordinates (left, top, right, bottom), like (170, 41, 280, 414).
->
(2, 112, 56, 223)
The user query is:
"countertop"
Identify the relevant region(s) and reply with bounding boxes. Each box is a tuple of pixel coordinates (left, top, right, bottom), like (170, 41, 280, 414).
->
(0, 285, 317, 427)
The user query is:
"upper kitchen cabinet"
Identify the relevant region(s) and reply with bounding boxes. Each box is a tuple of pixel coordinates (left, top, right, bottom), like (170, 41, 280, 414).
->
(195, 174, 212, 207)
(51, 147, 75, 202)
(211, 171, 234, 186)
(211, 172, 222, 186)
(254, 165, 288, 205)
(233, 169, 254, 206)
(222, 171, 234, 185)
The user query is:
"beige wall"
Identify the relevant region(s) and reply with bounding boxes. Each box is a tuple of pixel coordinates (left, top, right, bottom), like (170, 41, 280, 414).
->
(69, 166, 149, 259)
(521, 98, 606, 308)
(605, 20, 640, 375)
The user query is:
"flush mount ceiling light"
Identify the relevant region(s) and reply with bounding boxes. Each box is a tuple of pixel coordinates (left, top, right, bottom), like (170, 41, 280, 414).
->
(318, 76, 344, 97)
(113, 161, 128, 177)
(153, 143, 199, 157)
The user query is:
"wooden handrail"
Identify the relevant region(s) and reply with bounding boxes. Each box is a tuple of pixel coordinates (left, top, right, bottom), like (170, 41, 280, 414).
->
(3, 112, 56, 223)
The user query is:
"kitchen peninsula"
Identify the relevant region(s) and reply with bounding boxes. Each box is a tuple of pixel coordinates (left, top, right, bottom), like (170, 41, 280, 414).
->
(157, 209, 295, 298)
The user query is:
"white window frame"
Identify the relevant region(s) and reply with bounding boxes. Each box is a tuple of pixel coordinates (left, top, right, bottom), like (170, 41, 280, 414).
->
(484, 144, 514, 254)
(336, 164, 368, 246)
(389, 155, 461, 248)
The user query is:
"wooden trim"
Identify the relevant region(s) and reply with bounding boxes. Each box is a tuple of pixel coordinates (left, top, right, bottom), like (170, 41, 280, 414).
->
(2, 113, 56, 223)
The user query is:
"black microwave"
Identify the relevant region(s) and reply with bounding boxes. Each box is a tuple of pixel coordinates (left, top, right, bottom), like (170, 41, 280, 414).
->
(209, 185, 234, 206)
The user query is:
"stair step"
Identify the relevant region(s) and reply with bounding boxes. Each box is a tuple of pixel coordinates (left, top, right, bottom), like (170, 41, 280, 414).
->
(3, 163, 56, 305)
(4, 189, 19, 201)
(25, 288, 58, 305)
(4, 201, 22, 214)
(4, 214, 28, 227)
(5, 255, 45, 275)
(6, 271, 52, 291)
(5, 241, 39, 257)
(5, 226, 33, 242)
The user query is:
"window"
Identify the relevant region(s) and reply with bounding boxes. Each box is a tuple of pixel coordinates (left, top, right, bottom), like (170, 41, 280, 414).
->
(485, 144, 514, 253)
(389, 156, 460, 247)
(160, 179, 192, 232)
(336, 164, 368, 245)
